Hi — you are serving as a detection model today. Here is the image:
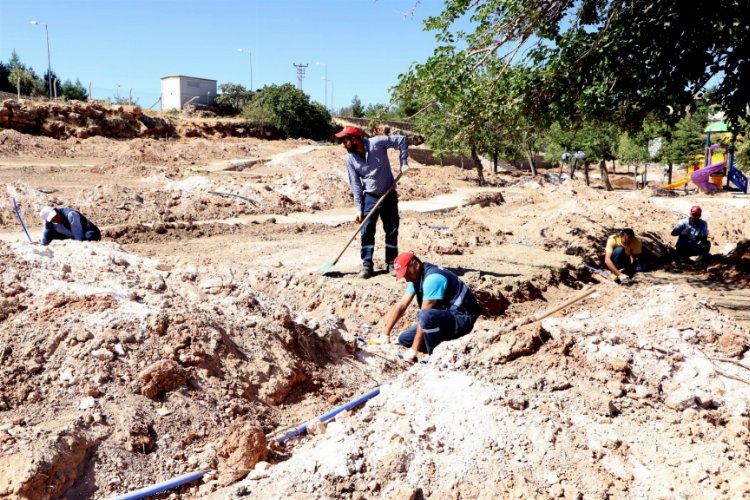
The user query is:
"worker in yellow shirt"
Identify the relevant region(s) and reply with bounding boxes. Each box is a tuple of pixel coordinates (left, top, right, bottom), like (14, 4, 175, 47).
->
(604, 228, 642, 284)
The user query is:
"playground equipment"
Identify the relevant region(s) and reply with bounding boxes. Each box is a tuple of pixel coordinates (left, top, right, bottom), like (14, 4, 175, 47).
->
(692, 143, 728, 192)
(692, 120, 748, 193)
(664, 155, 702, 190)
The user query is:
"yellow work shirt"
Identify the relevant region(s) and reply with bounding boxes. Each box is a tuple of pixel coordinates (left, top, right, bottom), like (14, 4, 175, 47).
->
(606, 234, 642, 257)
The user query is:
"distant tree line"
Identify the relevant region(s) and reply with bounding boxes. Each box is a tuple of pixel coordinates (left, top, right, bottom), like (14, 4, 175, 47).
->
(0, 50, 88, 101)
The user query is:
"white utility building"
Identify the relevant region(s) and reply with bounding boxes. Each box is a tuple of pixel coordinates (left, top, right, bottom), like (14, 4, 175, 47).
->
(160, 75, 217, 110)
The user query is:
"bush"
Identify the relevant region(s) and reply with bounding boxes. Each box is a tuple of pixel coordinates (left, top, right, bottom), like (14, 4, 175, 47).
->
(242, 83, 331, 140)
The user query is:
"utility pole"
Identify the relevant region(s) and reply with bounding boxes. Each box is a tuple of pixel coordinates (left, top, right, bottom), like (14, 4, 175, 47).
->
(31, 20, 53, 100)
(293, 63, 308, 91)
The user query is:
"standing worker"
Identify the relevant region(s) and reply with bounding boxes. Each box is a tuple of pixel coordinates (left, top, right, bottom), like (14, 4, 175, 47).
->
(335, 125, 409, 278)
(381, 252, 482, 362)
(604, 228, 642, 284)
(671, 205, 711, 262)
(39, 206, 101, 246)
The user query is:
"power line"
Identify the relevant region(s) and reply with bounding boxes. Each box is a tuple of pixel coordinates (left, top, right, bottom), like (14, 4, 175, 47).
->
(293, 63, 308, 91)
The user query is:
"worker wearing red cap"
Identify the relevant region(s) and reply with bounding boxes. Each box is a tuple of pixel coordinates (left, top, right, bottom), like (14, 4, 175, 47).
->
(671, 205, 711, 262)
(334, 125, 409, 279)
(380, 252, 482, 362)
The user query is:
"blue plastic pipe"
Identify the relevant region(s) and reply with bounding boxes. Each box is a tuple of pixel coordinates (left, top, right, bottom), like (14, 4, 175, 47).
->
(276, 387, 381, 445)
(12, 197, 32, 242)
(111, 470, 205, 500)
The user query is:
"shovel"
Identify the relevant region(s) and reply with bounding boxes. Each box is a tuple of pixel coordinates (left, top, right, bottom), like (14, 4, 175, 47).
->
(318, 166, 409, 274)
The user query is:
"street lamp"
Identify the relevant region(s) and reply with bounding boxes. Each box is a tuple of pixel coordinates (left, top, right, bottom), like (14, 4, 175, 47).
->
(316, 61, 327, 109)
(321, 77, 334, 113)
(30, 20, 52, 100)
(237, 48, 253, 91)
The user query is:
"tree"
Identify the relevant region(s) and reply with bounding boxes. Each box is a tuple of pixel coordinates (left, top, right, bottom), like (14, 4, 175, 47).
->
(421, 1, 750, 130)
(61, 78, 87, 101)
(242, 83, 331, 140)
(43, 69, 63, 99)
(215, 83, 254, 115)
(0, 61, 12, 93)
(616, 133, 649, 175)
(351, 95, 364, 118)
(7, 50, 45, 97)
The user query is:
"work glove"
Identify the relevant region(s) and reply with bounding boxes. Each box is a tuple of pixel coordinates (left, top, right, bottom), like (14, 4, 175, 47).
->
(619, 274, 631, 284)
(402, 348, 417, 362)
(355, 212, 363, 224)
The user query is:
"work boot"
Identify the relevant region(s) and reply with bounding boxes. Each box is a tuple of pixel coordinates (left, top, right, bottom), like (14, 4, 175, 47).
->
(358, 266, 373, 279)
(388, 264, 396, 276)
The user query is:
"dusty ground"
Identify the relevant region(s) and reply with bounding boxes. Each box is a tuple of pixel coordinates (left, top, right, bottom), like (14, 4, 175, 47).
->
(1, 120, 749, 499)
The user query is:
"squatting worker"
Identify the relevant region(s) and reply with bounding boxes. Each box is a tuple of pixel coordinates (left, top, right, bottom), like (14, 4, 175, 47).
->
(604, 228, 641, 284)
(335, 125, 409, 279)
(671, 205, 710, 261)
(39, 206, 101, 246)
(381, 252, 482, 362)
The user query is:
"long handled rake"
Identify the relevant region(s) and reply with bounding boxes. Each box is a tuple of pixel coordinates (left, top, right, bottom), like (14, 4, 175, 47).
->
(318, 166, 409, 274)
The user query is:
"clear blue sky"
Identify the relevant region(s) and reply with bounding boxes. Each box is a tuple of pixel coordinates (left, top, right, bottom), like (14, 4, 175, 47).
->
(0, 0, 448, 111)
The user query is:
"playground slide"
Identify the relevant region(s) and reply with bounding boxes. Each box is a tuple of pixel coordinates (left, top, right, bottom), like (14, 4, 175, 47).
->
(664, 177, 688, 190)
(691, 159, 727, 192)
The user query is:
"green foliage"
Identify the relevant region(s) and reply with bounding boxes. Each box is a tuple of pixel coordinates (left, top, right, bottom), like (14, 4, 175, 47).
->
(418, 0, 750, 130)
(617, 133, 649, 169)
(735, 138, 750, 174)
(0, 61, 12, 93)
(111, 95, 139, 105)
(61, 78, 87, 101)
(7, 51, 45, 97)
(242, 83, 331, 140)
(215, 83, 254, 116)
(351, 95, 364, 118)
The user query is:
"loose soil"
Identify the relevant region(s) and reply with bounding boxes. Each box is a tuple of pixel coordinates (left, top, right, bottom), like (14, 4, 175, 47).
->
(1, 107, 749, 499)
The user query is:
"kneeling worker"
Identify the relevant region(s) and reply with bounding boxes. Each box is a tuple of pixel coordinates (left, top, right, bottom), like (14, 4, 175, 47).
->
(671, 205, 710, 262)
(382, 252, 482, 362)
(39, 206, 101, 246)
(604, 228, 641, 284)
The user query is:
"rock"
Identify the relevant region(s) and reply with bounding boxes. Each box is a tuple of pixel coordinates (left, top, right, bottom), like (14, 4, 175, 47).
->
(665, 388, 697, 411)
(91, 348, 115, 361)
(0, 422, 94, 498)
(146, 313, 169, 336)
(718, 333, 747, 357)
(216, 420, 267, 486)
(78, 397, 96, 410)
(136, 359, 187, 399)
(113, 400, 156, 453)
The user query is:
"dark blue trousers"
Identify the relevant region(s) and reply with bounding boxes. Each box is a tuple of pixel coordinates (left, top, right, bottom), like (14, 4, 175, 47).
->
(611, 247, 636, 276)
(360, 190, 399, 270)
(398, 308, 477, 354)
(46, 228, 101, 243)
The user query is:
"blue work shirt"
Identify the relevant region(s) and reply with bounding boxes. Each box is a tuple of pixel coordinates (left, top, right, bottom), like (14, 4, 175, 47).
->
(345, 135, 409, 209)
(671, 218, 708, 244)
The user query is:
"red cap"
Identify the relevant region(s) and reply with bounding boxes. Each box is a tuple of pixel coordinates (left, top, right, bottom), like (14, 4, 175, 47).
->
(690, 205, 702, 217)
(334, 126, 363, 139)
(393, 252, 415, 278)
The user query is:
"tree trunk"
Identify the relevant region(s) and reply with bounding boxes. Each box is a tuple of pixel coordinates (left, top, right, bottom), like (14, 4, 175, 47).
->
(611, 159, 616, 174)
(599, 160, 613, 191)
(584, 161, 590, 186)
(493, 149, 498, 174)
(471, 146, 485, 186)
(667, 160, 673, 184)
(525, 149, 538, 176)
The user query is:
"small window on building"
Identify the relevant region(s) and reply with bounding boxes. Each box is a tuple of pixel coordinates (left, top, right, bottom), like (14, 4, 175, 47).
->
(187, 81, 201, 88)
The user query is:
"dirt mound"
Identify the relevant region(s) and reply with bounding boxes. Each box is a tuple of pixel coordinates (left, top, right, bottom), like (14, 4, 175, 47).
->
(220, 282, 750, 499)
(0, 239, 399, 498)
(707, 239, 750, 285)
